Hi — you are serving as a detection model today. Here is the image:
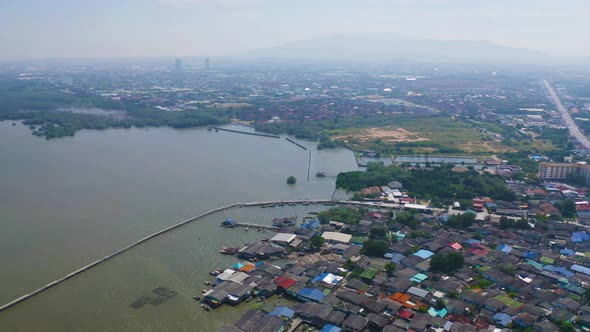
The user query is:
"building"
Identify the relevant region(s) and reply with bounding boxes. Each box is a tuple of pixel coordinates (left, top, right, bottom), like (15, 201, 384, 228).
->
(538, 161, 590, 183)
(322, 232, 352, 244)
(270, 233, 297, 247)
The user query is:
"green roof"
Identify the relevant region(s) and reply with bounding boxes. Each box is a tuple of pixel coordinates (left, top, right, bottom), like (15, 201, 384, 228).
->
(527, 260, 544, 270)
(410, 273, 428, 283)
(494, 294, 523, 308)
(359, 268, 377, 280)
(540, 256, 555, 264)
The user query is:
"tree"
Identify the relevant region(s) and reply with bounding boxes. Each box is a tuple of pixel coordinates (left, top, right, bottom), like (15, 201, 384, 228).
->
(317, 207, 362, 224)
(384, 262, 396, 276)
(446, 213, 475, 230)
(310, 235, 325, 250)
(362, 239, 388, 257)
(286, 176, 297, 185)
(499, 216, 514, 230)
(555, 199, 576, 218)
(369, 227, 387, 239)
(430, 252, 464, 273)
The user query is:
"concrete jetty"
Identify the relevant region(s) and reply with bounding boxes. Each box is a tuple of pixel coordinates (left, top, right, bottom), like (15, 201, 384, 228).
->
(285, 137, 308, 150)
(211, 127, 280, 139)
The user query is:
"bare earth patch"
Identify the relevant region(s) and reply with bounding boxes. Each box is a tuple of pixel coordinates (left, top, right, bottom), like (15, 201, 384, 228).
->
(335, 127, 430, 143)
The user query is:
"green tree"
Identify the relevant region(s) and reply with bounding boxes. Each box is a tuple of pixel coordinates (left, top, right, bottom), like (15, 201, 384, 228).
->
(362, 239, 388, 257)
(384, 262, 396, 276)
(555, 199, 576, 218)
(369, 227, 387, 239)
(310, 235, 325, 250)
(317, 207, 362, 224)
(287, 176, 297, 185)
(430, 252, 464, 273)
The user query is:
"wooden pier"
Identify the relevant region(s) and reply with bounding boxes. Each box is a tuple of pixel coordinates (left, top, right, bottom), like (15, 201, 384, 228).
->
(235, 222, 279, 230)
(211, 127, 280, 139)
(285, 137, 307, 150)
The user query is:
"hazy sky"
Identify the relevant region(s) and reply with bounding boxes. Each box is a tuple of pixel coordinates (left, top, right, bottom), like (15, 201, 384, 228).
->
(1, 0, 589, 60)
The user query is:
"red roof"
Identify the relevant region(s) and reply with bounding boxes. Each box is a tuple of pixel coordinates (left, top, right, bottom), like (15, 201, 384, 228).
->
(277, 278, 297, 289)
(450, 242, 463, 250)
(273, 275, 288, 284)
(398, 309, 414, 320)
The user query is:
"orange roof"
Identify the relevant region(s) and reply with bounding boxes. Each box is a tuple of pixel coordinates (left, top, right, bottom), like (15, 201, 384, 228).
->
(389, 292, 411, 303)
(239, 264, 256, 273)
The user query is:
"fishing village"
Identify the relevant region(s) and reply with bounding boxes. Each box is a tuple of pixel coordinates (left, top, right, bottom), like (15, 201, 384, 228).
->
(125, 170, 590, 332)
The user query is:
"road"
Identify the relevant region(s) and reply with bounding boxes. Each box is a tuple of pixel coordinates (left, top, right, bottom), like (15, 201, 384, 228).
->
(543, 79, 590, 149)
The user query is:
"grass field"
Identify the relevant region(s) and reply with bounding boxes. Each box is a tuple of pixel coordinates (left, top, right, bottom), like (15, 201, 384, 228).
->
(327, 116, 511, 155)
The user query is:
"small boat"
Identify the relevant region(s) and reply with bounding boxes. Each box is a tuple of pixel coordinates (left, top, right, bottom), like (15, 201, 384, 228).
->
(202, 289, 207, 293)
(245, 227, 249, 232)
(200, 304, 211, 311)
(12, 123, 16, 126)
(204, 281, 211, 286)
(316, 171, 326, 177)
(220, 247, 239, 255)
(193, 296, 201, 301)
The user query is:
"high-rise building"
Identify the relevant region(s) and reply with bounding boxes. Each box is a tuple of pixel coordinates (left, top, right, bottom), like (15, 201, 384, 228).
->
(175, 58, 182, 73)
(205, 57, 210, 71)
(538, 161, 590, 183)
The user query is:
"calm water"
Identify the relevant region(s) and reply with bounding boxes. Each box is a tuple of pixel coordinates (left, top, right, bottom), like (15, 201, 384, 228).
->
(0, 122, 358, 331)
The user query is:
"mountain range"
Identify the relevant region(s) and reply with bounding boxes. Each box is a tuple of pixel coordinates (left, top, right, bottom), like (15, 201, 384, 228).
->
(246, 34, 551, 64)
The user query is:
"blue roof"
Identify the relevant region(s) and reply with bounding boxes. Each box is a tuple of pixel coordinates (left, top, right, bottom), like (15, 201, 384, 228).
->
(297, 288, 325, 301)
(465, 239, 482, 246)
(572, 232, 590, 243)
(390, 253, 406, 264)
(320, 325, 342, 332)
(560, 248, 575, 256)
(543, 265, 574, 278)
(414, 249, 434, 259)
(268, 306, 295, 319)
(498, 244, 513, 254)
(438, 213, 450, 222)
(523, 252, 538, 260)
(301, 219, 321, 230)
(312, 272, 330, 283)
(493, 313, 513, 327)
(571, 264, 590, 276)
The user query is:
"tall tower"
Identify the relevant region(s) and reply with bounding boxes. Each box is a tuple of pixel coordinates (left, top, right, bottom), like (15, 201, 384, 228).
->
(175, 58, 182, 73)
(205, 57, 211, 71)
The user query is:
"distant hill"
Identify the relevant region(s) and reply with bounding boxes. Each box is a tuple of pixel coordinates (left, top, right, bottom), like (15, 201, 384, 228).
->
(247, 35, 550, 64)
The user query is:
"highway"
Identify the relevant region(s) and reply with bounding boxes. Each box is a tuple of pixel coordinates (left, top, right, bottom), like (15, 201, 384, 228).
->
(543, 80, 590, 149)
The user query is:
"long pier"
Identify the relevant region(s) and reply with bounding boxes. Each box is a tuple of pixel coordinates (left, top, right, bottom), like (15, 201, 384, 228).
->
(211, 127, 280, 139)
(0, 198, 429, 313)
(285, 137, 308, 150)
(235, 222, 279, 230)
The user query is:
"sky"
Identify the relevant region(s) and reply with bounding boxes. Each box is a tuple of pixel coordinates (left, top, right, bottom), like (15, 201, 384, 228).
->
(0, 0, 589, 60)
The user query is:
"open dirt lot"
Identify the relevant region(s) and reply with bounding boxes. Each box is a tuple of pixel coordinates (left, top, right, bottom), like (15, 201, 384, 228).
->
(335, 127, 430, 143)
